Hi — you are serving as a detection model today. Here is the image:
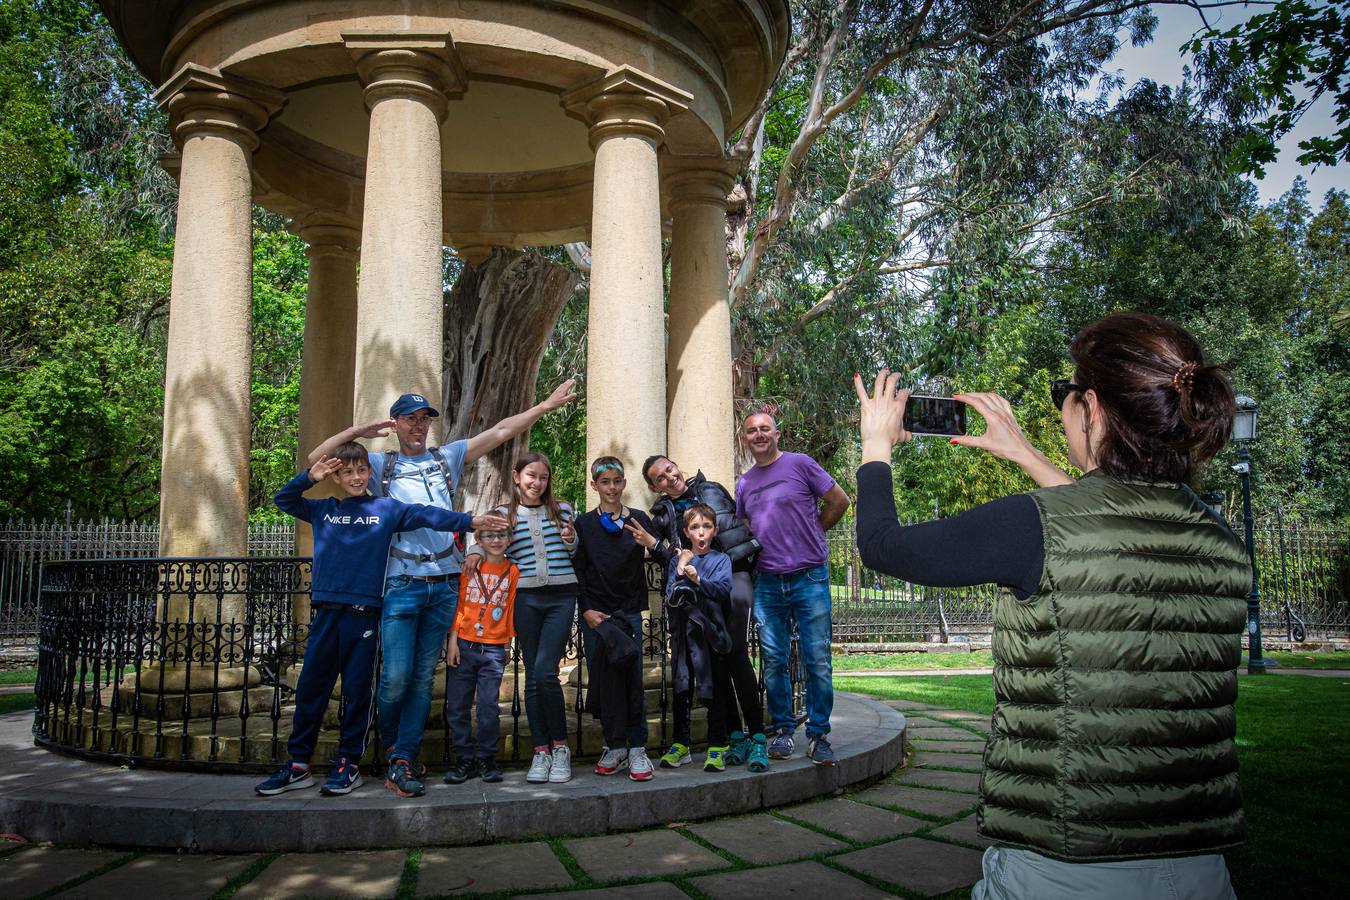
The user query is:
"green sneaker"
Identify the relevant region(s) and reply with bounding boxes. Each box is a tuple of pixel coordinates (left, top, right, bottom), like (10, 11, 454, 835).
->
(725, 731, 750, 766)
(659, 742, 693, 769)
(704, 745, 729, 772)
(747, 733, 769, 773)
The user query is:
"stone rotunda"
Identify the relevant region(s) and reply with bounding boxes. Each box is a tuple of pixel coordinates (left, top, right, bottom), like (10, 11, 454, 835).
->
(100, 0, 789, 563)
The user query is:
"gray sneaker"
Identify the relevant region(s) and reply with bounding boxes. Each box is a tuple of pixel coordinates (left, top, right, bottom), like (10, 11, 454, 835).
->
(807, 736, 836, 766)
(767, 728, 795, 760)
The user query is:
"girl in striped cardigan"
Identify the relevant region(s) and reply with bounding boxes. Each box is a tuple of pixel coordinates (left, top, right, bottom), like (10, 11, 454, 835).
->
(467, 451, 578, 784)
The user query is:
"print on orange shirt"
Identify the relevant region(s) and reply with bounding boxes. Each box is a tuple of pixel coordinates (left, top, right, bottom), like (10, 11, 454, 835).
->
(452, 559, 518, 644)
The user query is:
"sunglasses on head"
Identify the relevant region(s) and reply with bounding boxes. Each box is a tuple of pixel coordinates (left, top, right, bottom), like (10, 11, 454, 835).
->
(1050, 379, 1088, 410)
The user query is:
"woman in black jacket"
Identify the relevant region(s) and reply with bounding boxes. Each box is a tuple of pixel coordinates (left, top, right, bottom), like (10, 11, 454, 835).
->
(628, 456, 768, 770)
(854, 312, 1247, 900)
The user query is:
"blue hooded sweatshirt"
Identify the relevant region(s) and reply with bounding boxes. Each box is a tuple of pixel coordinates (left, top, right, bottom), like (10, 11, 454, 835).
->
(275, 470, 475, 607)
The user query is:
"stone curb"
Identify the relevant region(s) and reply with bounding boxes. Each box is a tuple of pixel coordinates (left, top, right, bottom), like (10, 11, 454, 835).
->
(0, 695, 905, 852)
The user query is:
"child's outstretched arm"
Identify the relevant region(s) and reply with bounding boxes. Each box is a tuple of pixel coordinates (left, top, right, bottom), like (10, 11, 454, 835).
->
(398, 504, 510, 535)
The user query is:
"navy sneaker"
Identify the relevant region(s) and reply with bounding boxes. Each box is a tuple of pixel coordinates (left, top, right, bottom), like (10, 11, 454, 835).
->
(478, 757, 503, 784)
(807, 736, 836, 766)
(767, 728, 795, 760)
(320, 757, 362, 795)
(255, 761, 313, 796)
(443, 758, 478, 785)
(385, 757, 426, 797)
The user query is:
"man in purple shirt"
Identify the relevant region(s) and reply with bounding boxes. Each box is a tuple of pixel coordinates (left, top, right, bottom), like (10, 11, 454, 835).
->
(736, 410, 850, 765)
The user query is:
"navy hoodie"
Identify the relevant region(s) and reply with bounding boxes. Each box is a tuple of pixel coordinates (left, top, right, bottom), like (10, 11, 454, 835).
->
(275, 470, 475, 607)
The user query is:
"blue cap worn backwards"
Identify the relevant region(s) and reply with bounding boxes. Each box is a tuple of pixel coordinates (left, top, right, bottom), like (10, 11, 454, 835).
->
(389, 393, 440, 418)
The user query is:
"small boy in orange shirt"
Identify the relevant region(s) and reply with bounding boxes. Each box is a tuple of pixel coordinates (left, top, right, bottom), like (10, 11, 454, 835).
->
(443, 527, 518, 785)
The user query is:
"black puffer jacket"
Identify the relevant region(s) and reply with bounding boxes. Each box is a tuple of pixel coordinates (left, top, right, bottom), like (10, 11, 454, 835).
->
(649, 472, 760, 567)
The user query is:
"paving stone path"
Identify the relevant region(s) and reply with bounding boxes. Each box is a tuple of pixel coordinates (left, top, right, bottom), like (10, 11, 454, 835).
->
(0, 703, 991, 899)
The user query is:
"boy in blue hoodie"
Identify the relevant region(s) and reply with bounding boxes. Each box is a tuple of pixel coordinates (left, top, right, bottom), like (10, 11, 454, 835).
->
(255, 441, 507, 797)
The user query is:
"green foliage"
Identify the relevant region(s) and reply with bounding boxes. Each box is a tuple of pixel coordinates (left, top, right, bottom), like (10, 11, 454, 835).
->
(1189, 0, 1350, 173)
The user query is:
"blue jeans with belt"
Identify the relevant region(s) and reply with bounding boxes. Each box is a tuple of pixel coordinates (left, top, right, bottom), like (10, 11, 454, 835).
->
(753, 564, 833, 737)
(378, 575, 457, 763)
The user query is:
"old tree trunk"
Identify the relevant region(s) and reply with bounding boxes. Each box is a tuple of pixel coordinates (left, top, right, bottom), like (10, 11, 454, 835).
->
(442, 249, 578, 512)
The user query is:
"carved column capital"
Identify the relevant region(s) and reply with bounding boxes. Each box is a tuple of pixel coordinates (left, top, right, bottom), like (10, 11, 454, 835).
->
(562, 66, 693, 148)
(344, 33, 466, 123)
(291, 215, 360, 259)
(154, 63, 285, 152)
(664, 158, 737, 212)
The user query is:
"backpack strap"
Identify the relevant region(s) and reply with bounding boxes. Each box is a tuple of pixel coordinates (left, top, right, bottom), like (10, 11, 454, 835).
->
(385, 445, 459, 563)
(378, 450, 397, 498)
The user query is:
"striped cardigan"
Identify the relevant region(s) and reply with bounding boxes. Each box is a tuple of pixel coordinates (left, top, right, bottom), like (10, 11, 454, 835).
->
(470, 502, 578, 589)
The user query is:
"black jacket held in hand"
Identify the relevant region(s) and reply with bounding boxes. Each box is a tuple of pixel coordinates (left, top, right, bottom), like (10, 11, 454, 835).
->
(649, 472, 760, 566)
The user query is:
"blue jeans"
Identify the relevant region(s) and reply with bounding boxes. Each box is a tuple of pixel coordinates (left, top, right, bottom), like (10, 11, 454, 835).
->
(753, 564, 833, 737)
(514, 588, 577, 746)
(378, 575, 457, 762)
(446, 638, 507, 760)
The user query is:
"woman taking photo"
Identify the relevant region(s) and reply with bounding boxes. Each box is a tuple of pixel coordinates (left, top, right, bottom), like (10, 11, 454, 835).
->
(855, 312, 1249, 900)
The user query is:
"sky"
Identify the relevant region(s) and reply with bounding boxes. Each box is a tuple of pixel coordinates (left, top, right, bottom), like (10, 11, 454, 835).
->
(1105, 2, 1346, 207)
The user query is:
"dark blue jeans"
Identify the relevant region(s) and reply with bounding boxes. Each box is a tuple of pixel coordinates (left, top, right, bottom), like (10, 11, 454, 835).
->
(754, 564, 833, 737)
(446, 637, 507, 760)
(514, 588, 577, 746)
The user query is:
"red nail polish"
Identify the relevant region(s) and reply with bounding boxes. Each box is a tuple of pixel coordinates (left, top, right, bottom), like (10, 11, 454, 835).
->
(949, 439, 958, 445)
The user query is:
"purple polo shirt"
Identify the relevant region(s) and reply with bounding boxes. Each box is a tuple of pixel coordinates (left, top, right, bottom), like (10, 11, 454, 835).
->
(735, 451, 836, 574)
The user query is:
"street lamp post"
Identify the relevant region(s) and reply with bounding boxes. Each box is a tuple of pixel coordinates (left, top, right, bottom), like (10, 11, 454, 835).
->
(1231, 395, 1269, 674)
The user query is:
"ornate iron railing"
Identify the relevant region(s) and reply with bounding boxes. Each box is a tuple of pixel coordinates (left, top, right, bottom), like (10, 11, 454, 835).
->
(34, 557, 802, 772)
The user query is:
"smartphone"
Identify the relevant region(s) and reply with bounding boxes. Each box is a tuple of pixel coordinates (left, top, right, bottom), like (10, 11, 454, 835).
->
(904, 395, 967, 437)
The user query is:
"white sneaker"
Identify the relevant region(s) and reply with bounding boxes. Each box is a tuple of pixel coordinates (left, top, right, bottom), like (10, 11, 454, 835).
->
(548, 744, 573, 783)
(595, 746, 629, 776)
(628, 746, 655, 782)
(526, 750, 552, 784)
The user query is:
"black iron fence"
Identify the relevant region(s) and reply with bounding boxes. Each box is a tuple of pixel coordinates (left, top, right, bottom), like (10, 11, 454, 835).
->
(34, 557, 802, 772)
(6, 513, 1348, 652)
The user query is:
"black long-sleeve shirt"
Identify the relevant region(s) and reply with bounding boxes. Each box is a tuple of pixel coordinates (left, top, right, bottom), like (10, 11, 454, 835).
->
(573, 508, 656, 616)
(854, 461, 1044, 599)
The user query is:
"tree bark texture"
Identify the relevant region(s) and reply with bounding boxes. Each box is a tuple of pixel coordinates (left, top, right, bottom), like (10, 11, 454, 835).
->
(443, 248, 578, 511)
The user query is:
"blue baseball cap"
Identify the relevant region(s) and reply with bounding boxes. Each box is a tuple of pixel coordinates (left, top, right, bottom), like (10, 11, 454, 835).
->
(389, 393, 440, 418)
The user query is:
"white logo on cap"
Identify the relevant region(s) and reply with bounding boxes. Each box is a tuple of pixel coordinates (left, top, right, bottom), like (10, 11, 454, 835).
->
(411, 395, 425, 403)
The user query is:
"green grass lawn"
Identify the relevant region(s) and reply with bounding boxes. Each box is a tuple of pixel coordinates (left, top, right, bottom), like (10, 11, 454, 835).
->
(834, 650, 994, 671)
(1247, 650, 1350, 669)
(0, 693, 35, 714)
(0, 668, 37, 685)
(836, 672, 1347, 898)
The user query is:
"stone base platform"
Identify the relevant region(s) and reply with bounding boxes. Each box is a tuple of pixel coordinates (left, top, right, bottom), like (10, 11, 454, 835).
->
(0, 693, 905, 853)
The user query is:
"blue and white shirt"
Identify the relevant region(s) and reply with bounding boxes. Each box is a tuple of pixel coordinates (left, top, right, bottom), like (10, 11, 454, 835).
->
(368, 440, 469, 578)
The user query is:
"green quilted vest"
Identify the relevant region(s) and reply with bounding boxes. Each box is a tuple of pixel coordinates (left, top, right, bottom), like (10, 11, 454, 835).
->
(978, 471, 1251, 861)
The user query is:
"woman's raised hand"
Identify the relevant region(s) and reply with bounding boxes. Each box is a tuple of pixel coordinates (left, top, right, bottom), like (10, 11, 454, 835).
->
(855, 370, 911, 464)
(623, 518, 657, 550)
(949, 392, 1030, 460)
(952, 391, 1074, 488)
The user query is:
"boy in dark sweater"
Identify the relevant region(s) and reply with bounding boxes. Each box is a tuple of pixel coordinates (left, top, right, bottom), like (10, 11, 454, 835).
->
(573, 457, 657, 781)
(255, 441, 506, 797)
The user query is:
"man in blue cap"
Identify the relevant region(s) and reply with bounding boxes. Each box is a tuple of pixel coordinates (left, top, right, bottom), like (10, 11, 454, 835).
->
(307, 380, 576, 796)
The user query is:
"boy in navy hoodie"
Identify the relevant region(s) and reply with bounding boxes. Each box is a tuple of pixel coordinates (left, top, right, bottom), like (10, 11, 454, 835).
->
(255, 441, 507, 797)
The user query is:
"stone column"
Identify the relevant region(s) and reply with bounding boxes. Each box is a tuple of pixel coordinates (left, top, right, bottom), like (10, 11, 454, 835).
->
(563, 68, 692, 507)
(154, 65, 282, 562)
(666, 163, 735, 490)
(345, 35, 464, 449)
(292, 217, 360, 562)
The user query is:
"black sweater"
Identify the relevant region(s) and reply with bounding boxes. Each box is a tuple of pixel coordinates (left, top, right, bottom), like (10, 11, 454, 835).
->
(574, 508, 656, 616)
(854, 461, 1043, 599)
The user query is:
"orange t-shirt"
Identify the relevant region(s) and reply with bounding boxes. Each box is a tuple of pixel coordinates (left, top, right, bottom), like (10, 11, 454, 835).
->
(452, 559, 518, 644)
